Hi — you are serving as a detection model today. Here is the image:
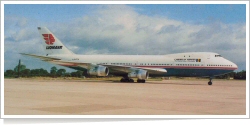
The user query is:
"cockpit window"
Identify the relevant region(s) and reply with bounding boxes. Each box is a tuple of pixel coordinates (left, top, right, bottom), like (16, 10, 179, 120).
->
(215, 55, 222, 57)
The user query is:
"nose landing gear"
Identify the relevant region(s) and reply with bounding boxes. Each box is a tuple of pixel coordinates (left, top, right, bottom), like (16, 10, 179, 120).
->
(208, 77, 213, 85)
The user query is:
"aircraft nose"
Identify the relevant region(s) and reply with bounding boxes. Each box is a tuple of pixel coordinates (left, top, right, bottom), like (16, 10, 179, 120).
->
(231, 62, 238, 70)
(225, 58, 238, 70)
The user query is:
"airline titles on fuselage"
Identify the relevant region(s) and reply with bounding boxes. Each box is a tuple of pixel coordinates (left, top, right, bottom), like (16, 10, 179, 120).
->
(46, 46, 63, 49)
(174, 58, 201, 62)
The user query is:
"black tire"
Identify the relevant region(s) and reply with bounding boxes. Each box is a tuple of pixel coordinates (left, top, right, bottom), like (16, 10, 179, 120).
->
(120, 78, 125, 82)
(137, 79, 145, 83)
(124, 79, 129, 82)
(208, 82, 212, 85)
(129, 79, 134, 83)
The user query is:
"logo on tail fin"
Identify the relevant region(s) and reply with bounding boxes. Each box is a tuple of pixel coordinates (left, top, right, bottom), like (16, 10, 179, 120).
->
(43, 34, 55, 45)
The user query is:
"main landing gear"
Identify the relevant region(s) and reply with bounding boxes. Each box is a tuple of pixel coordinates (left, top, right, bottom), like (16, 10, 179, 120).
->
(120, 77, 145, 83)
(120, 77, 134, 83)
(137, 79, 146, 83)
(208, 77, 213, 85)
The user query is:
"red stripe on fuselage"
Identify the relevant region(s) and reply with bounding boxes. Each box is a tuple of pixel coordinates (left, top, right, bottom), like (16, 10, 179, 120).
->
(59, 64, 78, 66)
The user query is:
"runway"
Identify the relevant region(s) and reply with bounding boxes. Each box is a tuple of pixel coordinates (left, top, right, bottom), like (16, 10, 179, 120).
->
(4, 78, 246, 115)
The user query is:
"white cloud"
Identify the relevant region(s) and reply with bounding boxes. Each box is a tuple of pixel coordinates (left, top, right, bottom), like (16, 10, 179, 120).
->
(4, 5, 246, 71)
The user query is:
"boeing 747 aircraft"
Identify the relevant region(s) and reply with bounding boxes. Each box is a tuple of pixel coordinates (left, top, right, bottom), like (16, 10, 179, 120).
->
(21, 27, 238, 85)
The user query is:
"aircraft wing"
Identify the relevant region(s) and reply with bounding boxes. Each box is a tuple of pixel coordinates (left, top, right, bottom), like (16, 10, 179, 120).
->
(68, 62, 167, 74)
(51, 60, 167, 74)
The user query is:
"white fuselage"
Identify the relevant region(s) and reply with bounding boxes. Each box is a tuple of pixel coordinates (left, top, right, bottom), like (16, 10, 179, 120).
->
(49, 52, 237, 77)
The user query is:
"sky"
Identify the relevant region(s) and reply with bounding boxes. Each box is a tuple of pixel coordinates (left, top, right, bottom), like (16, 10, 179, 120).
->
(3, 3, 247, 72)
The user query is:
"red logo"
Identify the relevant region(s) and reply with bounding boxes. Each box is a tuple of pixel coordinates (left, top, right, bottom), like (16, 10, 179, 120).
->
(42, 34, 55, 45)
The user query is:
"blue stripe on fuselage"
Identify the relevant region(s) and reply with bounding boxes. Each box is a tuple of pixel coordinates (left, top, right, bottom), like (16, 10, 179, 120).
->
(150, 68, 234, 77)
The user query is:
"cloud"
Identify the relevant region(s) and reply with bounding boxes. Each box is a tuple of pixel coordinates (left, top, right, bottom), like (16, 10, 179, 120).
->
(4, 5, 246, 71)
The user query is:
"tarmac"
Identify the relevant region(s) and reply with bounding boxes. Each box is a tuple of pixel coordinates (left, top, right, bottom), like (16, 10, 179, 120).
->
(4, 78, 246, 115)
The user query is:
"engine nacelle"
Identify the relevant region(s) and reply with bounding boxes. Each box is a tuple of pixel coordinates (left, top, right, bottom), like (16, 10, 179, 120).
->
(128, 69, 149, 80)
(87, 65, 109, 76)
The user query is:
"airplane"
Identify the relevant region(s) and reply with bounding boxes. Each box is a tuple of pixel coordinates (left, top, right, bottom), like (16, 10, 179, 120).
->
(21, 27, 238, 85)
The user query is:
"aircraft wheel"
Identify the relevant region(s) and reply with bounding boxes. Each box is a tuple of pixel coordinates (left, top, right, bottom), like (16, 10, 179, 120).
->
(125, 79, 129, 82)
(208, 82, 212, 85)
(129, 79, 134, 83)
(120, 78, 125, 82)
(137, 79, 146, 83)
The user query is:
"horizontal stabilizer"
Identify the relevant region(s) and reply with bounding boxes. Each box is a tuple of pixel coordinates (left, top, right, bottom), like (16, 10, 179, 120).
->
(20, 53, 61, 61)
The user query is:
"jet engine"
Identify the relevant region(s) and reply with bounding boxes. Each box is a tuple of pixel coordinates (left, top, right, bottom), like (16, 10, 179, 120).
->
(128, 69, 149, 79)
(87, 65, 109, 76)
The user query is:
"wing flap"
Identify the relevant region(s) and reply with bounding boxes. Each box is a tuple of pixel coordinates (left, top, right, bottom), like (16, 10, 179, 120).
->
(103, 64, 167, 74)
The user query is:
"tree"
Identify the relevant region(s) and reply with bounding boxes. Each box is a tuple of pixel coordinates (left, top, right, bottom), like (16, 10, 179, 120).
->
(29, 68, 47, 76)
(30, 69, 40, 76)
(57, 69, 66, 77)
(228, 72, 236, 77)
(234, 70, 246, 80)
(13, 63, 26, 78)
(4, 70, 16, 77)
(64, 72, 71, 77)
(39, 68, 49, 76)
(14, 64, 26, 72)
(71, 70, 83, 78)
(20, 69, 30, 77)
(50, 66, 57, 77)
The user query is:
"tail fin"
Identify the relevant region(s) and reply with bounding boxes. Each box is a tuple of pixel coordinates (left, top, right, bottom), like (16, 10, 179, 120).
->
(37, 27, 74, 55)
